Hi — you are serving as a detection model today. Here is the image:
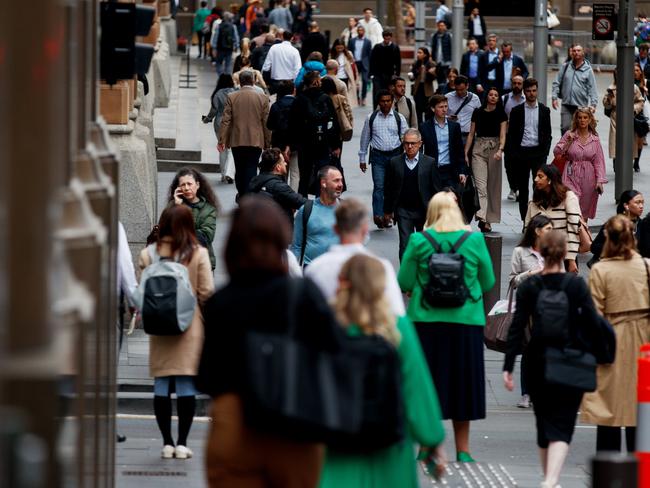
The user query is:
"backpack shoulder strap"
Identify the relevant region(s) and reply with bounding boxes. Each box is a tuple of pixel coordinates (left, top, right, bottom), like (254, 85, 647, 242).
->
(420, 231, 442, 253)
(405, 97, 413, 122)
(558, 272, 572, 291)
(368, 110, 379, 139)
(451, 231, 472, 253)
(300, 199, 314, 266)
(393, 109, 402, 137)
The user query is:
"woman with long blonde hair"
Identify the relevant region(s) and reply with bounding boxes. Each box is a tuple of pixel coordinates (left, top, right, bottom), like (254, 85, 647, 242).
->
(398, 192, 495, 462)
(320, 254, 447, 488)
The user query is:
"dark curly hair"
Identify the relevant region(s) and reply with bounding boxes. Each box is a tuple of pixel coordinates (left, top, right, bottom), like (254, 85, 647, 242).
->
(167, 167, 220, 211)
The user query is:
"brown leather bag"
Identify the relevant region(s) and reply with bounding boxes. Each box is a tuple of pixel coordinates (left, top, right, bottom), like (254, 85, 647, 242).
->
(332, 95, 353, 141)
(484, 283, 515, 353)
(578, 217, 593, 254)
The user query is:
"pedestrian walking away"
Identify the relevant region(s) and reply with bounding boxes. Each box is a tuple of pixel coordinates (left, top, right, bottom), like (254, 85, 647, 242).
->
(464, 87, 507, 231)
(193, 1, 211, 59)
(167, 168, 219, 269)
(300, 21, 329, 63)
(503, 230, 610, 488)
(267, 0, 293, 32)
(319, 254, 447, 488)
(358, 89, 407, 228)
(551, 44, 598, 135)
(197, 196, 342, 487)
(321, 77, 353, 159)
(262, 30, 302, 94)
(431, 21, 452, 87)
(369, 31, 401, 107)
(509, 214, 554, 408)
(582, 215, 650, 453)
(348, 26, 372, 106)
(291, 166, 342, 266)
(383, 129, 442, 260)
(202, 74, 236, 184)
(502, 74, 525, 202)
(218, 70, 271, 200)
(306, 198, 405, 317)
(553, 107, 606, 221)
(399, 192, 495, 463)
(139, 205, 215, 461)
(267, 80, 300, 191)
(525, 164, 581, 273)
(505, 78, 553, 221)
(294, 51, 326, 90)
(408, 47, 436, 125)
(211, 12, 239, 75)
(445, 75, 481, 146)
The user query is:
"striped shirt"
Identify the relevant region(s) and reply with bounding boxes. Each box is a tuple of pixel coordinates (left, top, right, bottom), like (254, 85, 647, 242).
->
(524, 190, 582, 260)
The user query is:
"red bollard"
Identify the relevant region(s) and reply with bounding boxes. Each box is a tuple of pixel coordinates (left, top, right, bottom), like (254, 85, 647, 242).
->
(637, 344, 650, 487)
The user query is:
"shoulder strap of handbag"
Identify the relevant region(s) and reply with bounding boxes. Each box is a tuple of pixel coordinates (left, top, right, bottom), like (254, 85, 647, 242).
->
(558, 61, 570, 99)
(299, 199, 314, 266)
(454, 95, 472, 116)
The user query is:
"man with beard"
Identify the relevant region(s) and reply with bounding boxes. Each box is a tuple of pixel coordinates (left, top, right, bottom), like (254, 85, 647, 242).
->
(502, 74, 525, 201)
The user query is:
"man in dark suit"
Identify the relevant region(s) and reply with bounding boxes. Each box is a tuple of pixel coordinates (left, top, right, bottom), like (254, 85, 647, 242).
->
(505, 77, 552, 220)
(637, 43, 650, 80)
(460, 37, 483, 94)
(420, 94, 467, 191)
(384, 128, 437, 259)
(349, 25, 372, 105)
(485, 41, 529, 95)
(369, 30, 401, 107)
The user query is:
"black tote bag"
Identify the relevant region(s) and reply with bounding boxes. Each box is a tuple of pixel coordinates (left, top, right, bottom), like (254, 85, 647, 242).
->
(544, 346, 597, 392)
(243, 280, 364, 442)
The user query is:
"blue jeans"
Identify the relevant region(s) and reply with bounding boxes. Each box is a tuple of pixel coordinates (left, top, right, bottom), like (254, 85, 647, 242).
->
(215, 50, 233, 75)
(370, 147, 402, 217)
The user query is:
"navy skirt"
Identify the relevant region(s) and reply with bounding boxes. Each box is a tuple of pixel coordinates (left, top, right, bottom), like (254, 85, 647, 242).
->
(414, 322, 486, 421)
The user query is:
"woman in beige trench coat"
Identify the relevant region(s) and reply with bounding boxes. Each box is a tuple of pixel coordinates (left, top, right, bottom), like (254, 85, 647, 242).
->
(582, 215, 650, 452)
(139, 205, 215, 460)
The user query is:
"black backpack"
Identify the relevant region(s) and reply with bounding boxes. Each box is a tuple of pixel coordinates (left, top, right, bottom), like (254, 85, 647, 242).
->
(327, 334, 404, 452)
(305, 94, 333, 146)
(532, 274, 571, 343)
(421, 231, 473, 308)
(217, 22, 235, 51)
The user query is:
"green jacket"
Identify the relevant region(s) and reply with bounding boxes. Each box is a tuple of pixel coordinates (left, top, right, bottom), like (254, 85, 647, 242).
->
(193, 8, 211, 33)
(319, 316, 445, 488)
(187, 198, 217, 269)
(398, 229, 495, 325)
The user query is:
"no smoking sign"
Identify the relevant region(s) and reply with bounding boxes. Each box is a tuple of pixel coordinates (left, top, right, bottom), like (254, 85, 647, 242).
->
(593, 4, 616, 40)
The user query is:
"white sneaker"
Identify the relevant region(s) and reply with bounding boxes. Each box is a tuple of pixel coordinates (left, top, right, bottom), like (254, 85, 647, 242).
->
(517, 394, 531, 408)
(174, 445, 193, 459)
(507, 189, 517, 201)
(161, 445, 175, 459)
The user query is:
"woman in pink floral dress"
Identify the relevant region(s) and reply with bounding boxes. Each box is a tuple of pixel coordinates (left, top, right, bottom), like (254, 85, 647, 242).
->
(553, 107, 607, 220)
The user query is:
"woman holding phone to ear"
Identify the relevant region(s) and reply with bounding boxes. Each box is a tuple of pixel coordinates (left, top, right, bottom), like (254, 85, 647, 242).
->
(168, 167, 220, 270)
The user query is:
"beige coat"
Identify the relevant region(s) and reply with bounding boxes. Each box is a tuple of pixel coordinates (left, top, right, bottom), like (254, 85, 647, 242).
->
(332, 51, 359, 109)
(218, 86, 271, 149)
(139, 243, 215, 378)
(602, 84, 645, 159)
(330, 93, 353, 138)
(581, 254, 650, 426)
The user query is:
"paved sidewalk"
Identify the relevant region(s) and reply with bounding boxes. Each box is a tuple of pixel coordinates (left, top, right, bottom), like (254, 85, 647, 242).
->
(117, 50, 648, 487)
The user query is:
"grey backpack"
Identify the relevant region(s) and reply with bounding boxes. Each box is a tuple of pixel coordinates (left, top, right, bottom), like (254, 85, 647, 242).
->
(133, 244, 197, 336)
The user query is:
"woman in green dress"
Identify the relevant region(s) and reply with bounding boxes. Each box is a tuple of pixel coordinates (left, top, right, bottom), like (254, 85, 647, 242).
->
(319, 254, 447, 488)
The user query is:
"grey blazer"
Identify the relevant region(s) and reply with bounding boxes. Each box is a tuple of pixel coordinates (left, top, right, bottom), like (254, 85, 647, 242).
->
(509, 246, 544, 288)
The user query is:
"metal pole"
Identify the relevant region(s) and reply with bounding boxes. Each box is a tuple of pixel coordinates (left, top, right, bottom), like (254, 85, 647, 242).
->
(415, 0, 426, 52)
(377, 0, 387, 28)
(533, 0, 548, 104)
(451, 0, 464, 70)
(615, 0, 635, 197)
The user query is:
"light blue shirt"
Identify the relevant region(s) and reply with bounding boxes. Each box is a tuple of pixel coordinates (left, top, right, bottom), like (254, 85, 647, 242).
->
(358, 110, 408, 162)
(487, 49, 498, 80)
(469, 52, 479, 78)
(353, 38, 364, 61)
(503, 57, 513, 90)
(434, 118, 450, 166)
(291, 199, 339, 265)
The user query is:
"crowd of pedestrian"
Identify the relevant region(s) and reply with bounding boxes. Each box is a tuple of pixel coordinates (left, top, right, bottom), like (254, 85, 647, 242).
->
(119, 3, 650, 488)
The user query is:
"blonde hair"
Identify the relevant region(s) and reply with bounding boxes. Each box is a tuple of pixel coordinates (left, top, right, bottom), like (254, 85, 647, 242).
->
(334, 255, 400, 346)
(570, 106, 598, 135)
(240, 37, 251, 57)
(424, 192, 466, 232)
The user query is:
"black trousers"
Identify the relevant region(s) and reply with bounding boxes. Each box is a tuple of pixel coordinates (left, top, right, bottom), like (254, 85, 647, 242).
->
(297, 147, 331, 197)
(512, 147, 547, 220)
(232, 146, 262, 196)
(504, 150, 518, 192)
(596, 425, 636, 452)
(396, 207, 426, 260)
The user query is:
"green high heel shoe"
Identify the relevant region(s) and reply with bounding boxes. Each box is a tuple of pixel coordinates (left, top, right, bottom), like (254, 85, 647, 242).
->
(456, 451, 475, 462)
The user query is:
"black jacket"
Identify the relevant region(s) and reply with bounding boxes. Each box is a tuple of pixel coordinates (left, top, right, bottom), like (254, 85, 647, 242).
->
(636, 56, 650, 81)
(467, 16, 487, 40)
(505, 102, 552, 157)
(196, 274, 342, 397)
(485, 54, 529, 94)
(635, 215, 650, 258)
(248, 172, 307, 222)
(430, 32, 452, 65)
(369, 42, 401, 79)
(288, 87, 340, 151)
(300, 31, 329, 62)
(267, 94, 295, 149)
(251, 42, 273, 71)
(420, 118, 467, 178)
(384, 153, 440, 214)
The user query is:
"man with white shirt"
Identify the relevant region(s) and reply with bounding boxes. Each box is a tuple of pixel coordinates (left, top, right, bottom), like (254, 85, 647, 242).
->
(306, 198, 405, 316)
(357, 7, 383, 46)
(502, 74, 525, 201)
(262, 30, 302, 94)
(445, 75, 481, 145)
(505, 78, 552, 220)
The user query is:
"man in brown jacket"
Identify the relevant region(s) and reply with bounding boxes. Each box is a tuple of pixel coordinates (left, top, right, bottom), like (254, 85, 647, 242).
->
(218, 70, 271, 197)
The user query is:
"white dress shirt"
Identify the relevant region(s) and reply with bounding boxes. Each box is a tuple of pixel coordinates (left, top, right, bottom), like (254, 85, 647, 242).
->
(521, 101, 539, 147)
(445, 91, 481, 133)
(305, 243, 406, 316)
(472, 16, 483, 36)
(262, 40, 302, 81)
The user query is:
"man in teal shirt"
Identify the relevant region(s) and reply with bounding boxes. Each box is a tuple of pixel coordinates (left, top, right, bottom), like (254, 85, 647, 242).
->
(291, 166, 342, 266)
(193, 1, 211, 59)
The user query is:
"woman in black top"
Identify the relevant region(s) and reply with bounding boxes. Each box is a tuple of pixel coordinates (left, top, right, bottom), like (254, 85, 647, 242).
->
(464, 87, 507, 232)
(196, 195, 341, 487)
(503, 230, 603, 488)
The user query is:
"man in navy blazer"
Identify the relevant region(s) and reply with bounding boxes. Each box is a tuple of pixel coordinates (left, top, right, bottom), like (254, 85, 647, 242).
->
(348, 26, 372, 105)
(485, 41, 528, 95)
(420, 94, 467, 190)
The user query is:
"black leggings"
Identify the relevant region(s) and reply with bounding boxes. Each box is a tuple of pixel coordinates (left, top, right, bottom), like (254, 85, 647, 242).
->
(596, 425, 636, 452)
(154, 395, 196, 447)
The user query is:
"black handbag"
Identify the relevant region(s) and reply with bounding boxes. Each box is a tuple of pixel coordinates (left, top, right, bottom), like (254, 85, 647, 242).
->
(243, 280, 364, 442)
(544, 346, 597, 392)
(634, 113, 650, 137)
(460, 172, 480, 224)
